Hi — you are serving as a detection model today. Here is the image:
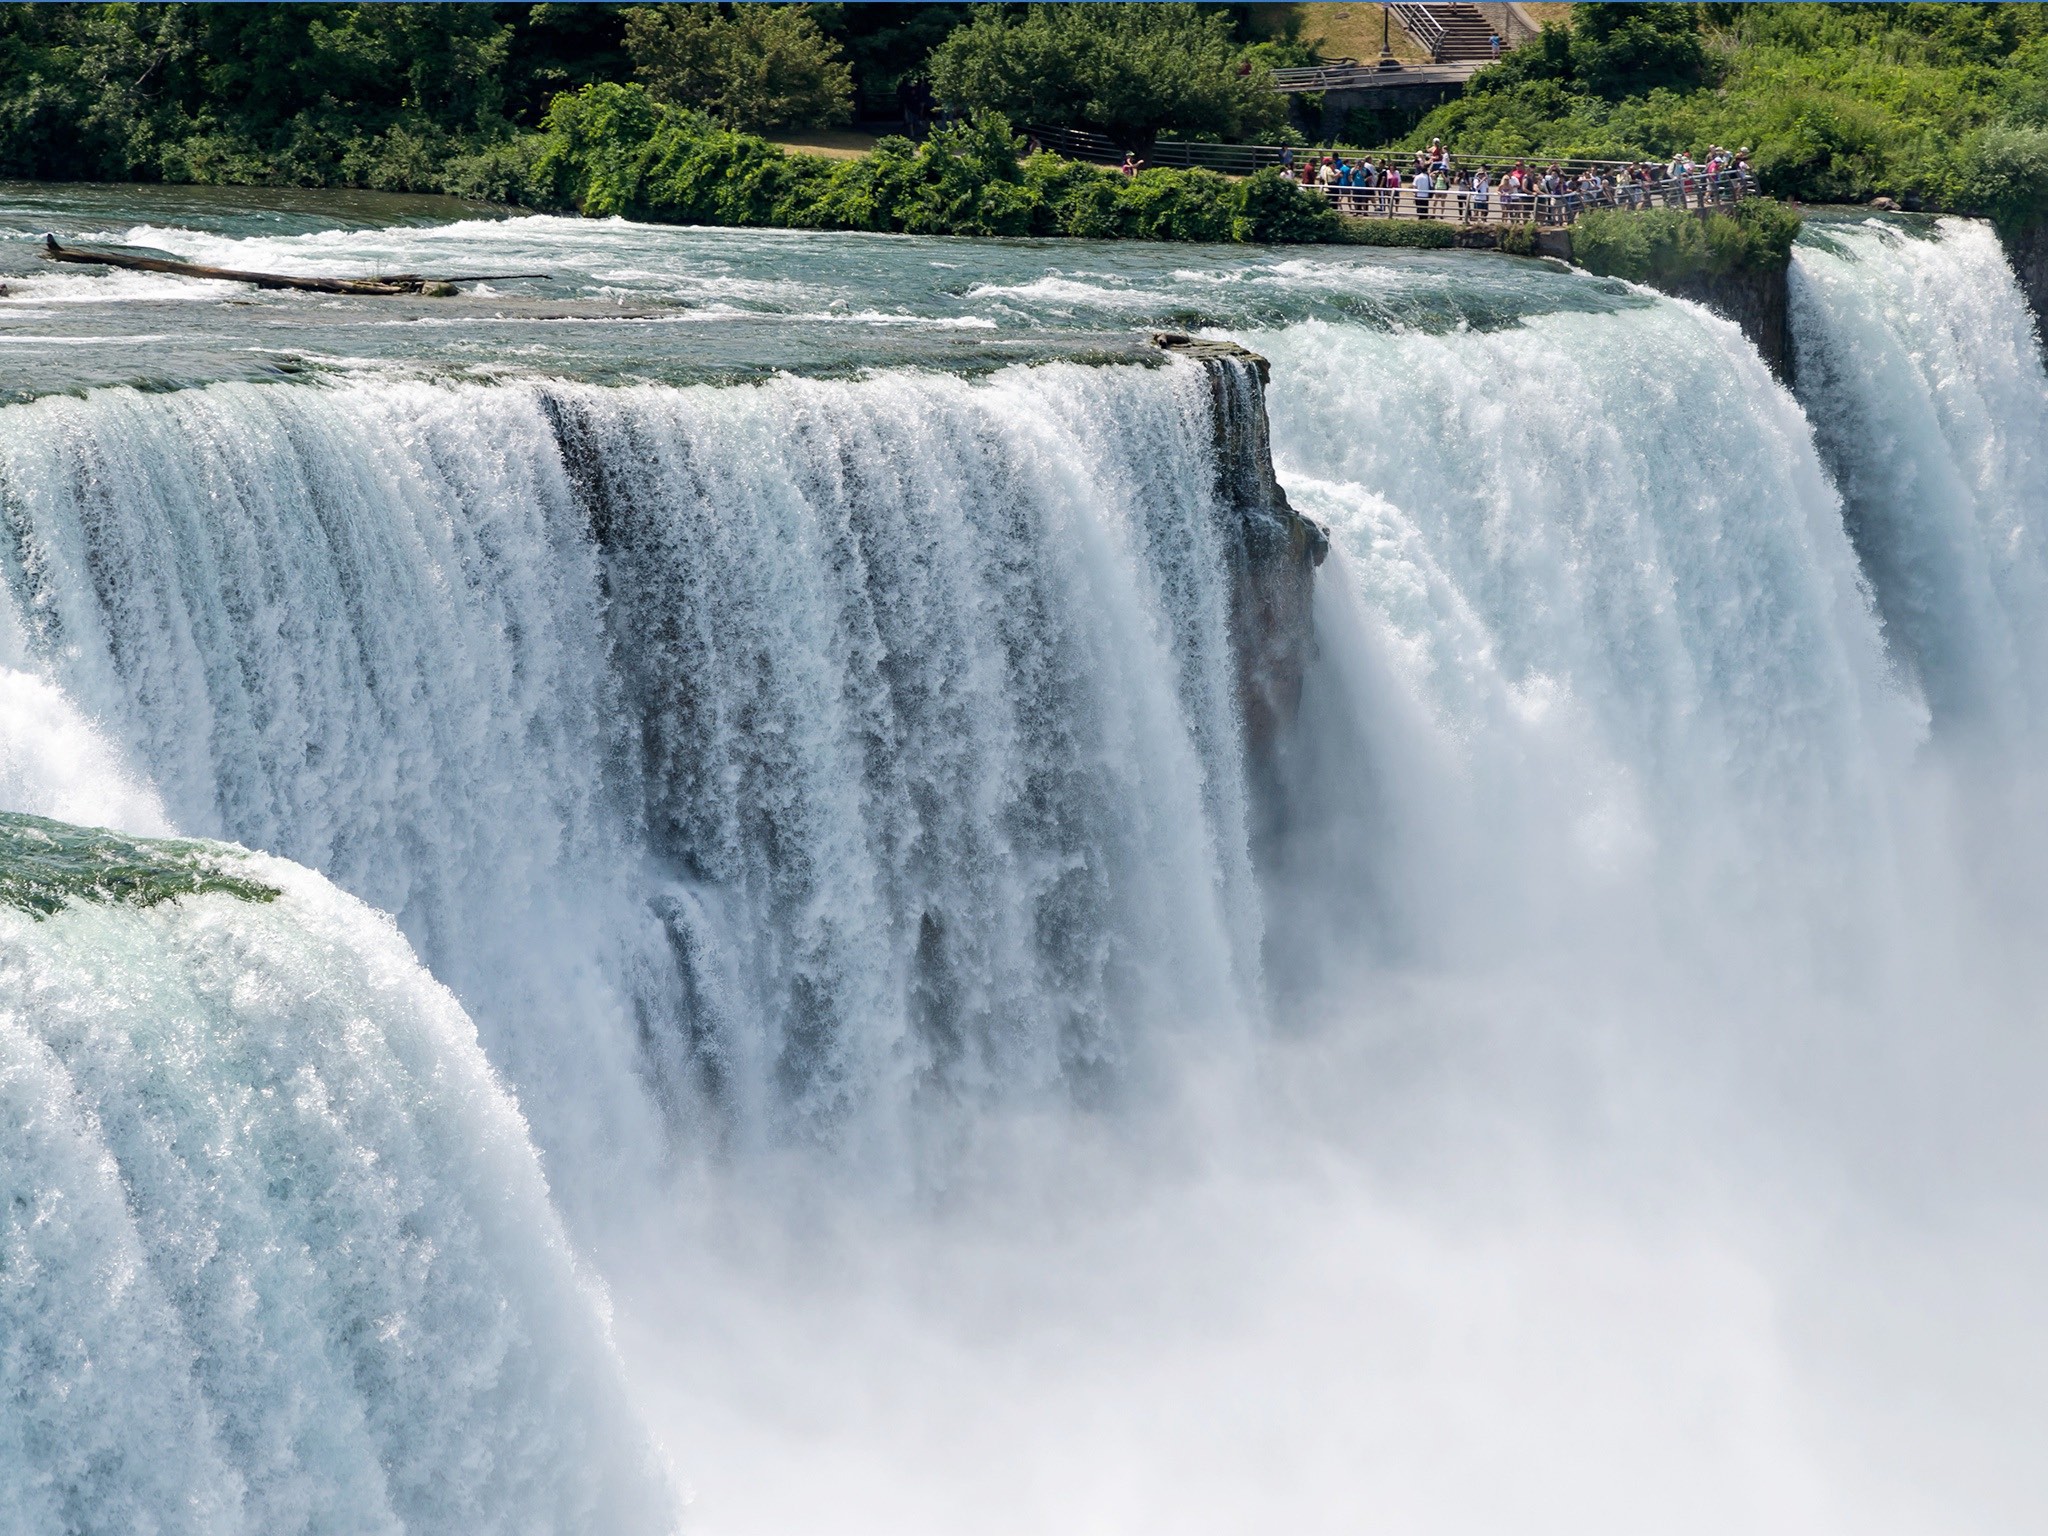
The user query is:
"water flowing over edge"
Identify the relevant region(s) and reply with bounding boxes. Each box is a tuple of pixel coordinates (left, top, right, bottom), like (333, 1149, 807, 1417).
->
(3, 216, 2048, 1531)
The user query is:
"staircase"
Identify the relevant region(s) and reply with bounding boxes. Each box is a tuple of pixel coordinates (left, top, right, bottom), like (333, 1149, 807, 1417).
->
(1389, 3, 1502, 63)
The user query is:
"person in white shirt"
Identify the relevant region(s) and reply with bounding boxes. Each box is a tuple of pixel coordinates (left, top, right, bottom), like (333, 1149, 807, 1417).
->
(1413, 166, 1433, 218)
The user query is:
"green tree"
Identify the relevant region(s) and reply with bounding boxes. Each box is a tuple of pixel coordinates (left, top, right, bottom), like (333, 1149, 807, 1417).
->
(1568, 3, 1711, 99)
(1467, 4, 1709, 100)
(624, 3, 853, 132)
(926, 2, 1285, 147)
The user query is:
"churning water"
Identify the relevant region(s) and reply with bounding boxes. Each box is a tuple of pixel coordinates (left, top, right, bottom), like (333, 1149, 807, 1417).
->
(1, 193, 2044, 1533)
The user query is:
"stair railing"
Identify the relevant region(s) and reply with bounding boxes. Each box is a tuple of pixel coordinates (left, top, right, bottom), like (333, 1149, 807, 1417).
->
(1388, 3, 1449, 62)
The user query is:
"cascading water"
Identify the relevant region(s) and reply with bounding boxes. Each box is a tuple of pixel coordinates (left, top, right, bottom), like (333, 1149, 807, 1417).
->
(0, 357, 1273, 1184)
(3, 196, 2046, 1533)
(0, 710, 672, 1533)
(1790, 216, 2048, 742)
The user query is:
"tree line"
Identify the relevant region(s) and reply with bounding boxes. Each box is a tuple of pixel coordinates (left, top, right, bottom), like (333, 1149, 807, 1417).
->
(0, 4, 2039, 236)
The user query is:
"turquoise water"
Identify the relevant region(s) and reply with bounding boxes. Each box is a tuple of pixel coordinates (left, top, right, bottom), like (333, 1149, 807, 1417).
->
(0, 181, 1643, 397)
(6, 186, 2046, 1532)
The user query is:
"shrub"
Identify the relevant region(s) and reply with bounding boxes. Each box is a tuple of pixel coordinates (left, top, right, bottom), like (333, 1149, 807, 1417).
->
(1964, 123, 2048, 230)
(1116, 166, 1238, 243)
(1231, 167, 1341, 244)
(1337, 219, 1458, 249)
(525, 86, 1342, 248)
(533, 80, 662, 215)
(1570, 197, 1801, 282)
(1489, 223, 1538, 257)
(439, 134, 553, 206)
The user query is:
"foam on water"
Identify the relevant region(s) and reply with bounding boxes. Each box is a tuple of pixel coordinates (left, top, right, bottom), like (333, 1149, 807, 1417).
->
(0, 819, 673, 1534)
(1791, 217, 2048, 742)
(1254, 296, 1921, 980)
(0, 358, 1267, 1186)
(4, 205, 2047, 1532)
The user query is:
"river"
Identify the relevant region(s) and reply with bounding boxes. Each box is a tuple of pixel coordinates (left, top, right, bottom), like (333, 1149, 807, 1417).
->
(1, 187, 2043, 1534)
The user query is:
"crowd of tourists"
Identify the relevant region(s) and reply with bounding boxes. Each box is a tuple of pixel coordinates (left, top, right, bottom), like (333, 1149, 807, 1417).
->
(1271, 140, 1755, 224)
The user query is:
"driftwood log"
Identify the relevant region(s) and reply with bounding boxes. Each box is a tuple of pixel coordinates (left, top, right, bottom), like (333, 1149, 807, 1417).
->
(40, 235, 545, 295)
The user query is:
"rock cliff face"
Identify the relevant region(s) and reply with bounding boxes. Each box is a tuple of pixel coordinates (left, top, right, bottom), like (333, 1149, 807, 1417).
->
(1152, 334, 1329, 815)
(2002, 217, 2048, 353)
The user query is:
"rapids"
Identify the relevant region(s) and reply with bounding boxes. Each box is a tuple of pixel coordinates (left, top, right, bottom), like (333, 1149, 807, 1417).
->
(2, 193, 2045, 1533)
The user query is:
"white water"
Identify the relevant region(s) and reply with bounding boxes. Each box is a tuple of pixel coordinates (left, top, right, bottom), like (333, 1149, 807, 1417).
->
(3, 215, 2046, 1531)
(0, 795, 672, 1531)
(1792, 217, 2048, 742)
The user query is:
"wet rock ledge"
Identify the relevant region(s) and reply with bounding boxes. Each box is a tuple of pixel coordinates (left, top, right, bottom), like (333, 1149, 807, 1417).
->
(2004, 217, 2048, 354)
(1153, 333, 1328, 805)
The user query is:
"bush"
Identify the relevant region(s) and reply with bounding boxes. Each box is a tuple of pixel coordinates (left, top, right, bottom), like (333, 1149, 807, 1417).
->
(1337, 219, 1458, 249)
(1964, 123, 2048, 230)
(1116, 166, 1238, 242)
(533, 80, 663, 215)
(1230, 167, 1341, 244)
(439, 135, 553, 205)
(1495, 223, 1540, 257)
(1570, 197, 1801, 282)
(524, 86, 1337, 248)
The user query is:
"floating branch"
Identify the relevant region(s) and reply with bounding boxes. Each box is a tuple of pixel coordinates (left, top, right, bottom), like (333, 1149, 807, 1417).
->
(40, 235, 546, 295)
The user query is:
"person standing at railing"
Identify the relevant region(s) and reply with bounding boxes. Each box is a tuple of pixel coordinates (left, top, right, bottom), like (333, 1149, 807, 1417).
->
(1382, 162, 1402, 218)
(1472, 166, 1492, 224)
(1413, 164, 1434, 219)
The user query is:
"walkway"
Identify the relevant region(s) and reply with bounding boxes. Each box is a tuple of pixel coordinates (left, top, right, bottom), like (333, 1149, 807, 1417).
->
(1305, 167, 1758, 228)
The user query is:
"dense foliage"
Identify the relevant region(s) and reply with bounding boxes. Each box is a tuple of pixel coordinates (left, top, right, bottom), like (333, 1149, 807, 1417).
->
(1408, 3, 2048, 228)
(1569, 195, 1803, 281)
(0, 1, 2033, 250)
(0, 2, 1295, 186)
(0, 3, 529, 186)
(925, 2, 1287, 146)
(532, 84, 1337, 243)
(624, 3, 852, 131)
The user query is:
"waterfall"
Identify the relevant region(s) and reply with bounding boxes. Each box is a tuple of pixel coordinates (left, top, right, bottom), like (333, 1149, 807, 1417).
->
(1252, 296, 1921, 978)
(0, 358, 1270, 1183)
(8, 212, 2048, 1532)
(0, 808, 672, 1534)
(1790, 216, 2048, 743)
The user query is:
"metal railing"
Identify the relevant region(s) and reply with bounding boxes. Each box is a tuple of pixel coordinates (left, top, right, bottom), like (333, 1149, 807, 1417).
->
(1026, 128, 1743, 187)
(1298, 166, 1757, 226)
(1021, 126, 1760, 229)
(1389, 3, 1448, 60)
(1026, 126, 1292, 174)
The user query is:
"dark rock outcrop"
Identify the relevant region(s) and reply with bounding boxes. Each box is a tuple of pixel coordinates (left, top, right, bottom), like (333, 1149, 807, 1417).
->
(1152, 333, 1329, 807)
(2002, 217, 2048, 354)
